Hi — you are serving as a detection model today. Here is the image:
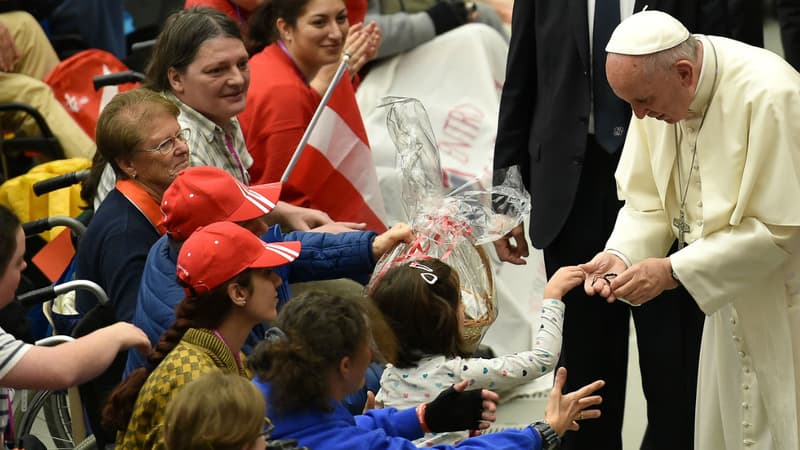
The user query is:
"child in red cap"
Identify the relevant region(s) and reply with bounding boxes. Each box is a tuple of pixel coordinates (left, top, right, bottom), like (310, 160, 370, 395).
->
(106, 221, 300, 450)
(127, 166, 411, 414)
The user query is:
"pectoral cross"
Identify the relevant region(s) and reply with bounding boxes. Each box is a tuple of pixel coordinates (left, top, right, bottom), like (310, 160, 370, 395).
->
(673, 210, 691, 249)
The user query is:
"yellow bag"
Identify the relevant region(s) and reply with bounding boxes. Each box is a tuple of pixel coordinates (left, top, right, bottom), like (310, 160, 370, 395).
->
(0, 158, 91, 240)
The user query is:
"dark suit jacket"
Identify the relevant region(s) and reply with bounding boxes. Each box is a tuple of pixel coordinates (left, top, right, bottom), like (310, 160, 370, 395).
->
(778, 0, 800, 70)
(494, 0, 726, 249)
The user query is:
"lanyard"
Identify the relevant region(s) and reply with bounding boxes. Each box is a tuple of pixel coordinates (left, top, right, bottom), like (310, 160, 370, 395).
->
(212, 328, 243, 371)
(224, 132, 248, 183)
(115, 179, 167, 235)
(277, 40, 308, 84)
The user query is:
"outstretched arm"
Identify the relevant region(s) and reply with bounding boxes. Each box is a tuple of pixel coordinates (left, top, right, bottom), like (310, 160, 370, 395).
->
(2, 322, 150, 390)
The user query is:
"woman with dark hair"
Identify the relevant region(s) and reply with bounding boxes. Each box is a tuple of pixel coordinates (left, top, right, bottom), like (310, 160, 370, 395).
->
(0, 205, 149, 440)
(250, 291, 605, 450)
(143, 6, 253, 185)
(239, 0, 380, 189)
(183, 0, 369, 40)
(105, 221, 300, 450)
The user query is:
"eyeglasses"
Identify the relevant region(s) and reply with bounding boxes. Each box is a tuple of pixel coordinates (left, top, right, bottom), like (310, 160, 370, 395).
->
(139, 128, 191, 154)
(261, 416, 275, 440)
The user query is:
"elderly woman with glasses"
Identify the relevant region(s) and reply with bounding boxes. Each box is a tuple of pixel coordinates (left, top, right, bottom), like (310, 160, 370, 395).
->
(74, 87, 191, 446)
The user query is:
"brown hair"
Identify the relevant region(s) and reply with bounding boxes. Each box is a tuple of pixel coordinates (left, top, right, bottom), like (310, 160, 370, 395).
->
(163, 371, 265, 450)
(370, 258, 469, 368)
(81, 88, 179, 203)
(144, 7, 243, 92)
(101, 270, 254, 432)
(248, 291, 394, 414)
(246, 0, 314, 54)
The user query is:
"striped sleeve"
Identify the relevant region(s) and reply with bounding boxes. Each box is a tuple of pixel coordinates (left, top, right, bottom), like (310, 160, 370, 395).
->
(0, 327, 31, 379)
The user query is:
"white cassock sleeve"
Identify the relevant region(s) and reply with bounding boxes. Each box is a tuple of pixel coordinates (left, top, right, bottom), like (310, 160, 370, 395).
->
(671, 222, 800, 315)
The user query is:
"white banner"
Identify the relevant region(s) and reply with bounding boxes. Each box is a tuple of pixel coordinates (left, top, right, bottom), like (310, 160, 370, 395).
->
(357, 23, 547, 356)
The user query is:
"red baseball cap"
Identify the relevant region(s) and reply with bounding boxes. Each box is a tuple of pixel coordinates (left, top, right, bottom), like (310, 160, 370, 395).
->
(162, 166, 282, 241)
(176, 221, 301, 295)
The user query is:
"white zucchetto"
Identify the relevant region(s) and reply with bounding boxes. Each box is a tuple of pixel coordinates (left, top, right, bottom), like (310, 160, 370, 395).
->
(605, 10, 691, 55)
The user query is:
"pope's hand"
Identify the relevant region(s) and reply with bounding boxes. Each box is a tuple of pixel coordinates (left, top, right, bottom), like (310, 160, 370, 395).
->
(579, 252, 628, 302)
(609, 257, 677, 305)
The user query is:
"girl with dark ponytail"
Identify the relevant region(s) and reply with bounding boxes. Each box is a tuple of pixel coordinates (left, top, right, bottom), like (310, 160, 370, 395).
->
(105, 222, 300, 450)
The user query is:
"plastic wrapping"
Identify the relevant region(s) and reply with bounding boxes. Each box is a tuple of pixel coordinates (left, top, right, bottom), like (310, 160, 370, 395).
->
(368, 97, 531, 349)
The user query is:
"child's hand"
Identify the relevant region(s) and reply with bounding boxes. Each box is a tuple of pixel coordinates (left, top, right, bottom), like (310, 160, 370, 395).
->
(372, 223, 413, 258)
(543, 266, 586, 299)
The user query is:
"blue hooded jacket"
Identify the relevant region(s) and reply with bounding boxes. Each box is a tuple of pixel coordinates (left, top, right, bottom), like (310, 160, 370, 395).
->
(126, 225, 377, 376)
(253, 379, 542, 450)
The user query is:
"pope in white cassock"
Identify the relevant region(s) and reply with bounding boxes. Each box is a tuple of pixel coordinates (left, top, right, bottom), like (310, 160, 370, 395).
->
(579, 10, 800, 450)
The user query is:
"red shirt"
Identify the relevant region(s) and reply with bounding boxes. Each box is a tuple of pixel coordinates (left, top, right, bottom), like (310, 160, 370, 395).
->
(184, 0, 250, 35)
(183, 0, 367, 35)
(239, 44, 321, 204)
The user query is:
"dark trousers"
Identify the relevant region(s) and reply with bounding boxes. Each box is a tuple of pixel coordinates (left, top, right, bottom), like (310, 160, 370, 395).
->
(544, 137, 704, 450)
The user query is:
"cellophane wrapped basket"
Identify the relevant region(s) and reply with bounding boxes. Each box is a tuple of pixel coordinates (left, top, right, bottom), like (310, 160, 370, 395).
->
(366, 97, 531, 351)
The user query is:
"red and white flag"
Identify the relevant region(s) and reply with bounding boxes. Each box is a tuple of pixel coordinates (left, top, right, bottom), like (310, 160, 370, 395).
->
(283, 74, 388, 232)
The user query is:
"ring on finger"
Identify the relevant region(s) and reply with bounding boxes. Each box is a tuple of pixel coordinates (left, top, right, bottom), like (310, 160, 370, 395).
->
(578, 411, 584, 420)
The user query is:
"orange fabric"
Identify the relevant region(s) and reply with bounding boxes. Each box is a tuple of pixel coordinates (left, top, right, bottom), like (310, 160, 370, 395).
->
(32, 228, 74, 282)
(115, 179, 167, 235)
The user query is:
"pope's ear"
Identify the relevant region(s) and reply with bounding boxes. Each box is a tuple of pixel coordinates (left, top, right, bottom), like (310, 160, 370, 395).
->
(675, 59, 695, 86)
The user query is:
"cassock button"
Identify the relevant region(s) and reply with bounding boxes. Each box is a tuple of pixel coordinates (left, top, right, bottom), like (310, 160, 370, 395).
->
(742, 402, 749, 410)
(696, 220, 703, 227)
(743, 422, 751, 428)
(738, 351, 746, 359)
(743, 384, 750, 390)
(744, 439, 755, 446)
(697, 201, 703, 208)
(687, 127, 695, 133)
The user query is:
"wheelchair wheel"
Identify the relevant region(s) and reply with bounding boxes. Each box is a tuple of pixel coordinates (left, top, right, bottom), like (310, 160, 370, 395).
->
(14, 389, 74, 449)
(74, 435, 98, 450)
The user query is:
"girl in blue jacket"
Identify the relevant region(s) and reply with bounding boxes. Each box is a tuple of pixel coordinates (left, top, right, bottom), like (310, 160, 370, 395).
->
(249, 291, 605, 450)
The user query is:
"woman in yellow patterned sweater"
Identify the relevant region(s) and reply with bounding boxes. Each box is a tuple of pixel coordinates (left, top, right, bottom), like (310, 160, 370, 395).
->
(102, 221, 301, 450)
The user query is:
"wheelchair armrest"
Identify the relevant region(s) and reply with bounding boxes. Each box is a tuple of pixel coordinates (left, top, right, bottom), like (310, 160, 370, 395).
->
(0, 102, 65, 160)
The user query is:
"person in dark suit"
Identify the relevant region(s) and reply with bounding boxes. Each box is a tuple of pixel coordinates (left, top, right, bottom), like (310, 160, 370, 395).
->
(725, 0, 764, 46)
(777, 0, 800, 70)
(493, 2, 725, 449)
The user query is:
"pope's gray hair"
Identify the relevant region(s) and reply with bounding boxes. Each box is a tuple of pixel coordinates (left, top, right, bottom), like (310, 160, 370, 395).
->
(641, 35, 699, 74)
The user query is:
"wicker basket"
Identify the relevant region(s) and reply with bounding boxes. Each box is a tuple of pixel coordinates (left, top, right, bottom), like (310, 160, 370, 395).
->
(459, 244, 497, 352)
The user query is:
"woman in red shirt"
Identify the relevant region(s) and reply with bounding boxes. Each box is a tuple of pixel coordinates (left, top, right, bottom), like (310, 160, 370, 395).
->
(238, 0, 379, 199)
